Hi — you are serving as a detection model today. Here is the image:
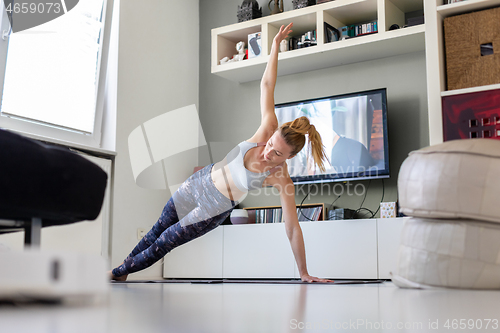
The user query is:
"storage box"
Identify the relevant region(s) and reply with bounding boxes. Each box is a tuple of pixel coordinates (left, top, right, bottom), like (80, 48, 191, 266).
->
(444, 7, 500, 90)
(380, 202, 397, 218)
(248, 32, 262, 59)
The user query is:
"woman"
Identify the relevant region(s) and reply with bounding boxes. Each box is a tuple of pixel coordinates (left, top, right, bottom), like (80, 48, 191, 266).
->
(111, 23, 333, 283)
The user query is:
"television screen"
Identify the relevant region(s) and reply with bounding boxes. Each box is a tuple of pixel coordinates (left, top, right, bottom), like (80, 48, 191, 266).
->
(275, 88, 390, 184)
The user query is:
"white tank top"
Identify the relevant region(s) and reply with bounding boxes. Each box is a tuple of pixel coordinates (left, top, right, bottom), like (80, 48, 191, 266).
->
(225, 141, 279, 192)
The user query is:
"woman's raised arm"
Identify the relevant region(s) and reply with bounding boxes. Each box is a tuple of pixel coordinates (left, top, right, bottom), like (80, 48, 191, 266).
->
(249, 23, 293, 143)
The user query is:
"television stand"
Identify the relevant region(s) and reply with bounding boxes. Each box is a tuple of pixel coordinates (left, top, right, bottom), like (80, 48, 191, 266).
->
(163, 217, 407, 280)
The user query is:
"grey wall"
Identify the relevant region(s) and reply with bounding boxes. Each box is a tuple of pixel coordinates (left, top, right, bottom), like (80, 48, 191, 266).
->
(111, 0, 199, 279)
(199, 0, 428, 215)
(111, 0, 428, 280)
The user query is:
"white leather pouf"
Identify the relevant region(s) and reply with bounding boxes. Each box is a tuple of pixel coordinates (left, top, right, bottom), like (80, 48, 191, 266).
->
(398, 139, 500, 224)
(392, 218, 500, 289)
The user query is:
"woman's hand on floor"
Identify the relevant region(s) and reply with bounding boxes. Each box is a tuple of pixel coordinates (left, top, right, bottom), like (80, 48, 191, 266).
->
(301, 274, 334, 283)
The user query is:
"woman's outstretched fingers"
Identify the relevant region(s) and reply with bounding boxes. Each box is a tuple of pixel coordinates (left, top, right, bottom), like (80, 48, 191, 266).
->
(283, 22, 293, 39)
(275, 22, 293, 43)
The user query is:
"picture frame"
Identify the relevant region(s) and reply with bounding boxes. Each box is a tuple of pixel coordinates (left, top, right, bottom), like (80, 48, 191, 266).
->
(324, 22, 340, 43)
(441, 88, 500, 141)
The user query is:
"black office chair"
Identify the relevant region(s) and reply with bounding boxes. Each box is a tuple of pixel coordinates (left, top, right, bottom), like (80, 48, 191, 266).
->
(0, 129, 108, 246)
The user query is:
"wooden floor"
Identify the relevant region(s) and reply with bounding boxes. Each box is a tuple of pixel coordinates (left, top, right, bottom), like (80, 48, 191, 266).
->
(1, 281, 500, 332)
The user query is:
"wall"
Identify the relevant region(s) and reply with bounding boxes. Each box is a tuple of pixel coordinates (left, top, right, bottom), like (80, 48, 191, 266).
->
(111, 0, 199, 279)
(199, 1, 428, 215)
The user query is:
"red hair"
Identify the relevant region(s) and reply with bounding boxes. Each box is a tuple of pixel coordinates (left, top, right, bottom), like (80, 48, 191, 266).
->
(278, 116, 328, 172)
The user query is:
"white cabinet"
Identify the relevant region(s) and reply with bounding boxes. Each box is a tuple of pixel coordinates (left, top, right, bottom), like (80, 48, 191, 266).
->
(223, 223, 295, 278)
(163, 226, 224, 279)
(298, 220, 378, 279)
(162, 218, 406, 279)
(212, 0, 425, 83)
(376, 217, 408, 279)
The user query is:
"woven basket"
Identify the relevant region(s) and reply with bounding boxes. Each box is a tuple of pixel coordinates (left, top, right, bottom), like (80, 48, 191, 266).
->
(444, 7, 500, 90)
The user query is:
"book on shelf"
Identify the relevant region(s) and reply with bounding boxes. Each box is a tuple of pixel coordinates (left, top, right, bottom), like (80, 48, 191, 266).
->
(253, 207, 284, 223)
(297, 206, 323, 221)
(339, 21, 378, 39)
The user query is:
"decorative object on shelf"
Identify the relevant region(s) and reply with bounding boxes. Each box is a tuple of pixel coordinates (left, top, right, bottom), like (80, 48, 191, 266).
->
(268, 0, 283, 15)
(280, 39, 289, 52)
(444, 7, 500, 90)
(292, 0, 316, 10)
(380, 202, 396, 218)
(237, 0, 262, 22)
(230, 209, 249, 224)
(288, 30, 317, 50)
(248, 32, 262, 58)
(235, 41, 246, 61)
(442, 88, 500, 141)
(219, 41, 247, 65)
(317, 0, 334, 3)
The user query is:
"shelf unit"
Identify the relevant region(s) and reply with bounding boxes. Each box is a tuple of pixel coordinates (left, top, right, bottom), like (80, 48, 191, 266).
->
(243, 202, 325, 223)
(424, 0, 500, 145)
(212, 0, 425, 83)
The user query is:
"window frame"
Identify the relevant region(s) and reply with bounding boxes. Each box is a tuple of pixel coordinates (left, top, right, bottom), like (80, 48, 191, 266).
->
(0, 0, 115, 151)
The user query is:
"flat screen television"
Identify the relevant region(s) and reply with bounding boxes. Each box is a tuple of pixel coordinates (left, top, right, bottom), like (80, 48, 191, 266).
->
(275, 88, 390, 184)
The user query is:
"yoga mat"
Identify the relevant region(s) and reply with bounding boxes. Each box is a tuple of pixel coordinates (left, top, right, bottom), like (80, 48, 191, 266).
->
(112, 279, 387, 285)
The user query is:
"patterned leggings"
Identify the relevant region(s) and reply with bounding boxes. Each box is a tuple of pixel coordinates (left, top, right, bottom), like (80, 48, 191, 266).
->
(112, 164, 235, 277)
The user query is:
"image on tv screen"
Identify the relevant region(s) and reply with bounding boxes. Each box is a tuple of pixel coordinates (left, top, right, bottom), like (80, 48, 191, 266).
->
(275, 89, 389, 184)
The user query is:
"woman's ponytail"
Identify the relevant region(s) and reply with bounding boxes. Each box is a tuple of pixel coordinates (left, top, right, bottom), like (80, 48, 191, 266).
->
(306, 124, 328, 173)
(279, 116, 328, 172)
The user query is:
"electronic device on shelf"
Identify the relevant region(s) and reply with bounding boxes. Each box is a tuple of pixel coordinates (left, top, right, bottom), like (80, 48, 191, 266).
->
(275, 88, 390, 184)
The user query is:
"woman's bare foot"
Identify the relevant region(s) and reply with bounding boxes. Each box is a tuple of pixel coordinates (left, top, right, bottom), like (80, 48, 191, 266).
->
(108, 263, 128, 281)
(108, 270, 128, 281)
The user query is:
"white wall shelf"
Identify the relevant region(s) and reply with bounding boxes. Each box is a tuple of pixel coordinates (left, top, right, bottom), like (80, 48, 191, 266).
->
(441, 83, 500, 97)
(437, 0, 500, 17)
(425, 0, 500, 145)
(212, 0, 424, 83)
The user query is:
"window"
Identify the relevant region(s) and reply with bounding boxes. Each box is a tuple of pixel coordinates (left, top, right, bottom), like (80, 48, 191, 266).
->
(0, 0, 116, 149)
